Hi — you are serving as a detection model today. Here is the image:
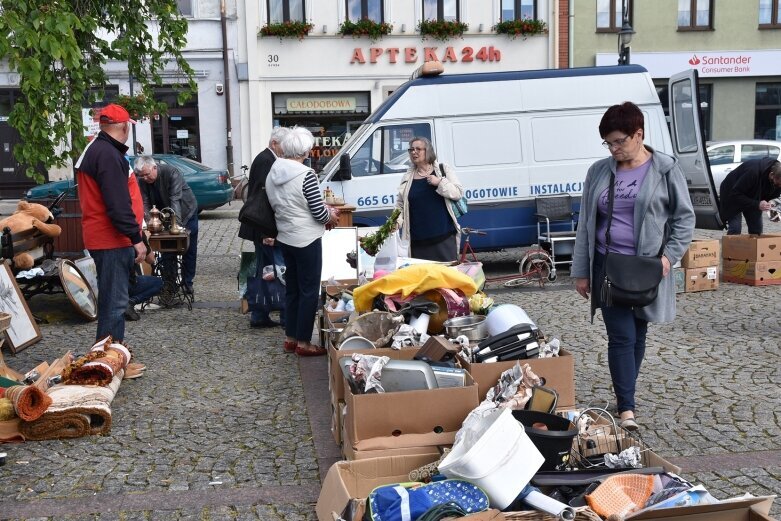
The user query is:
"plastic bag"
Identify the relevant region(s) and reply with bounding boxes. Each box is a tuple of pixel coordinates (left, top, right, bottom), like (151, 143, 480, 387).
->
(374, 233, 402, 273)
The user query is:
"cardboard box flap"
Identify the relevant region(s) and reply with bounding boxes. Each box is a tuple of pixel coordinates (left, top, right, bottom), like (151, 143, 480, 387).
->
(316, 454, 440, 521)
(627, 495, 776, 520)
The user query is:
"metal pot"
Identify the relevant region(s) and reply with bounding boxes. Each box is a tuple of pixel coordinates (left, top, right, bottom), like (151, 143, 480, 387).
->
(442, 315, 488, 342)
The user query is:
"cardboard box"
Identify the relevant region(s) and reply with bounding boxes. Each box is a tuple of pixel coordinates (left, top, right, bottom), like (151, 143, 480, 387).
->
(627, 496, 776, 520)
(722, 234, 781, 262)
(684, 266, 719, 292)
(460, 349, 576, 408)
(673, 268, 686, 294)
(722, 259, 781, 286)
(342, 372, 479, 446)
(316, 453, 441, 521)
(681, 239, 721, 268)
(341, 423, 449, 460)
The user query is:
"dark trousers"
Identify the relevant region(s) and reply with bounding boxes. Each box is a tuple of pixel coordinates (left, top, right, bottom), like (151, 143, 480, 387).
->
(593, 252, 649, 414)
(91, 247, 135, 342)
(279, 238, 322, 343)
(726, 210, 763, 235)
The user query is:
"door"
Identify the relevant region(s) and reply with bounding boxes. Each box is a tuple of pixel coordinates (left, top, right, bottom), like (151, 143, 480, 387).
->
(152, 108, 201, 162)
(669, 70, 722, 230)
(0, 89, 46, 198)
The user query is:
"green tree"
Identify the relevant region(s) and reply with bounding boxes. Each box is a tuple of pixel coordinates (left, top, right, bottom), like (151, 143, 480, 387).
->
(0, 0, 196, 183)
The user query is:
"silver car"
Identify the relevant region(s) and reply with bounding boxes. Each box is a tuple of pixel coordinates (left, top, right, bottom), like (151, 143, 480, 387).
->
(707, 139, 781, 191)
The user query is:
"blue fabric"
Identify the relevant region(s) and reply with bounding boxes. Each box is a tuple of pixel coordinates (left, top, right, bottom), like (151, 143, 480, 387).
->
(250, 241, 286, 325)
(368, 480, 488, 521)
(129, 274, 163, 305)
(408, 179, 454, 241)
(90, 247, 135, 342)
(594, 251, 648, 413)
(726, 209, 763, 235)
(181, 212, 199, 288)
(279, 238, 321, 342)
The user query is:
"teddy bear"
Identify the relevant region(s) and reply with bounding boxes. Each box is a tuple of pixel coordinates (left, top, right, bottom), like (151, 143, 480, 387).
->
(0, 200, 62, 269)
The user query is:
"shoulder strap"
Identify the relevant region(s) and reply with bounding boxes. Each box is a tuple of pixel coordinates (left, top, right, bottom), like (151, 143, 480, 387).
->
(439, 163, 446, 177)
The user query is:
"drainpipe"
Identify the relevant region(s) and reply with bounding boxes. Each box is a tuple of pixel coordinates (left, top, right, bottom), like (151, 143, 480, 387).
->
(221, 0, 234, 176)
(568, 0, 574, 68)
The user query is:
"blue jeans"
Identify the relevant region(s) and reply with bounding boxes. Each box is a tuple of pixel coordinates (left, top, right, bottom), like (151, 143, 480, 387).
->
(593, 252, 649, 414)
(91, 247, 135, 342)
(129, 273, 163, 305)
(251, 241, 286, 325)
(726, 210, 763, 235)
(161, 213, 199, 288)
(279, 238, 321, 342)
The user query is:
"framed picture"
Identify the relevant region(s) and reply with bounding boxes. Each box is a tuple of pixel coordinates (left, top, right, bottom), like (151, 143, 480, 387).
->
(74, 256, 99, 299)
(0, 262, 42, 353)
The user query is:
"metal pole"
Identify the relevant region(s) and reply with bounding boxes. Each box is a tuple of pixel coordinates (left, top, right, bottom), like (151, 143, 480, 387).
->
(221, 0, 234, 176)
(129, 72, 138, 151)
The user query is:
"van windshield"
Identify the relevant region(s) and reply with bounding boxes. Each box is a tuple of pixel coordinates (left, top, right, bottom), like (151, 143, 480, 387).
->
(349, 123, 432, 178)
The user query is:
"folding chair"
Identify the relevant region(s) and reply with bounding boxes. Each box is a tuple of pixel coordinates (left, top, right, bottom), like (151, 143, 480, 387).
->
(534, 195, 578, 281)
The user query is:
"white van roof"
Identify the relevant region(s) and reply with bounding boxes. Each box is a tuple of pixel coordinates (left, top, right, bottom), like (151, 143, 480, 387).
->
(369, 64, 660, 122)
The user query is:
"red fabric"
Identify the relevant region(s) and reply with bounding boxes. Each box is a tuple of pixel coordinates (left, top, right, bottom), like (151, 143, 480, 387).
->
(78, 171, 144, 249)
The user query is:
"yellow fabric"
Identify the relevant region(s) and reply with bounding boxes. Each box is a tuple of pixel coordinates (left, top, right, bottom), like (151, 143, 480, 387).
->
(354, 264, 478, 312)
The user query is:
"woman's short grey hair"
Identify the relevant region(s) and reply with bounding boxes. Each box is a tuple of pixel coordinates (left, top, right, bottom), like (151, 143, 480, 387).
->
(269, 126, 291, 146)
(134, 155, 156, 173)
(410, 136, 436, 165)
(280, 126, 315, 159)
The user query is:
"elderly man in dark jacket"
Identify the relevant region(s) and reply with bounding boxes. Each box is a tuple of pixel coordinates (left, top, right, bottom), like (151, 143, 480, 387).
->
(238, 127, 290, 328)
(719, 158, 781, 235)
(134, 156, 199, 295)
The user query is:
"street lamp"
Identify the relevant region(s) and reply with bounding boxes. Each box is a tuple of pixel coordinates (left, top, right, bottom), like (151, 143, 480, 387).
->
(617, 11, 635, 65)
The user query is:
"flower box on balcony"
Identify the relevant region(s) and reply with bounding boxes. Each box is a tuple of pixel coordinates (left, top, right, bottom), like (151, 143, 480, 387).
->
(337, 18, 393, 43)
(259, 20, 314, 40)
(417, 19, 469, 41)
(493, 18, 548, 39)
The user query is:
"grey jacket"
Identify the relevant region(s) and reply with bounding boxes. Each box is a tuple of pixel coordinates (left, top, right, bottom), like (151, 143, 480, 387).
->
(139, 164, 197, 226)
(571, 146, 695, 323)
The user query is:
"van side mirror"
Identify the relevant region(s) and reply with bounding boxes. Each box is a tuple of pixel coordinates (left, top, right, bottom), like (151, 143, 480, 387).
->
(334, 154, 352, 181)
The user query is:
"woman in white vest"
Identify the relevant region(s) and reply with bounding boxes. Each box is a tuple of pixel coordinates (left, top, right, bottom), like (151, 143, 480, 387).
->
(266, 126, 339, 357)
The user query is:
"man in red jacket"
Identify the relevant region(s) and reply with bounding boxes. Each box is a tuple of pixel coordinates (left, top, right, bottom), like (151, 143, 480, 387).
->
(75, 104, 146, 342)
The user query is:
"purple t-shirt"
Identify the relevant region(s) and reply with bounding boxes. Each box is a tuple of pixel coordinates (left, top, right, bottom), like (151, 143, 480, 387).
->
(596, 159, 652, 255)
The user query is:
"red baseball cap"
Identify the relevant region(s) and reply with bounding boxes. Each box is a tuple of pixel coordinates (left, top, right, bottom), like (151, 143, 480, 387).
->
(97, 104, 137, 124)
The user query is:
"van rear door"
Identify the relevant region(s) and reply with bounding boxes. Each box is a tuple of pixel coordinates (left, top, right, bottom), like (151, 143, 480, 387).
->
(668, 69, 722, 230)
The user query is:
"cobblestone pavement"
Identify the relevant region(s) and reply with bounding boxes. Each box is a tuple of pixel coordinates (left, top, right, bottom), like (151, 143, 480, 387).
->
(1, 205, 779, 520)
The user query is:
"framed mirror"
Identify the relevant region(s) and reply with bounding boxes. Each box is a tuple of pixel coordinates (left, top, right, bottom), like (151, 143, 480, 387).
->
(57, 259, 98, 321)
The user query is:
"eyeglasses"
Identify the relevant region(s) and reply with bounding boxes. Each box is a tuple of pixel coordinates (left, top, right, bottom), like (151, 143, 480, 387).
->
(407, 147, 426, 153)
(602, 135, 633, 150)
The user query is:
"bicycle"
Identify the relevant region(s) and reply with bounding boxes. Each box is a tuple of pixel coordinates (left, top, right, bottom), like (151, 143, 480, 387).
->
(458, 227, 554, 288)
(232, 164, 250, 202)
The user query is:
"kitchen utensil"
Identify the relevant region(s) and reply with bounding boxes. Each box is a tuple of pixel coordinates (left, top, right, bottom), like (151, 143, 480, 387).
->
(443, 315, 488, 342)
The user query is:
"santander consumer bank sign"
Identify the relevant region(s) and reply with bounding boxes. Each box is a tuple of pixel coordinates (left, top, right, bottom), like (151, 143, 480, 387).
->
(596, 49, 781, 77)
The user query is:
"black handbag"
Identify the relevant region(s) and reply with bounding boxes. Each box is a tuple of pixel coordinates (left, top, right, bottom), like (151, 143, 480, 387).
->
(600, 172, 665, 308)
(238, 187, 278, 238)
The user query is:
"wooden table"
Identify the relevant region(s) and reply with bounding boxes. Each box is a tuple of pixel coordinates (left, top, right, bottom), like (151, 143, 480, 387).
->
(148, 231, 192, 310)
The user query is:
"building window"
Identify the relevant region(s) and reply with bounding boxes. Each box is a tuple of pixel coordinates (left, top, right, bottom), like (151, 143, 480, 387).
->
(596, 0, 631, 32)
(759, 0, 781, 27)
(268, 0, 305, 24)
(756, 83, 781, 140)
(502, 0, 536, 21)
(677, 0, 713, 30)
(423, 0, 459, 22)
(346, 0, 383, 22)
(177, 0, 193, 17)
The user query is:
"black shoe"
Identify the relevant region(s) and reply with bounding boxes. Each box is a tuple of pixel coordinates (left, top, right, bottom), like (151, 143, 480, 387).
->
(183, 285, 194, 296)
(124, 304, 140, 321)
(250, 319, 280, 328)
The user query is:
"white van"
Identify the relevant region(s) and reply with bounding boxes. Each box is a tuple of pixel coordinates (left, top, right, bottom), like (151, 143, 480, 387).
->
(320, 64, 721, 251)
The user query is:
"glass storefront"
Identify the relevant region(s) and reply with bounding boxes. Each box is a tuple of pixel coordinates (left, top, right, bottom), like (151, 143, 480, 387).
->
(272, 92, 370, 172)
(755, 82, 781, 140)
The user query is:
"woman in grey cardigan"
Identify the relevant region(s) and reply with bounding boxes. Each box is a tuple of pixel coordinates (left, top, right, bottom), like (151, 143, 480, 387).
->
(571, 102, 694, 431)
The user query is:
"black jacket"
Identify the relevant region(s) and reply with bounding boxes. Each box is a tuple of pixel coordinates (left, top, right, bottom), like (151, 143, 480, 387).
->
(719, 157, 781, 222)
(238, 148, 276, 242)
(138, 163, 197, 225)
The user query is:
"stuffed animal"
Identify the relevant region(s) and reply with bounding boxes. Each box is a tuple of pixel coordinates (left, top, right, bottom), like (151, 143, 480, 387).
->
(0, 201, 62, 269)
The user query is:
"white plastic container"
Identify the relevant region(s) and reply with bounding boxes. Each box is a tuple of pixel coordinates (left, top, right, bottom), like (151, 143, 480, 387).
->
(485, 304, 536, 337)
(438, 408, 544, 508)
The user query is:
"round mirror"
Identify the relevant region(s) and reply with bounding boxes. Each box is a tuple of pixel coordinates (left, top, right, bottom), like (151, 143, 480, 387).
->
(57, 259, 98, 321)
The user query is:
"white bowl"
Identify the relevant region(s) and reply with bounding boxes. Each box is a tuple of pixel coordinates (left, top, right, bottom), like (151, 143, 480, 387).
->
(338, 335, 375, 350)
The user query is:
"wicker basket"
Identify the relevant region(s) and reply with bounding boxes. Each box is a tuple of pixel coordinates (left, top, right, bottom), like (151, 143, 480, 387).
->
(504, 507, 602, 521)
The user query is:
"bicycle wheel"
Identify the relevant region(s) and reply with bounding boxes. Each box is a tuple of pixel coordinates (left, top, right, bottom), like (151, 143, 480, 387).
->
(520, 251, 551, 283)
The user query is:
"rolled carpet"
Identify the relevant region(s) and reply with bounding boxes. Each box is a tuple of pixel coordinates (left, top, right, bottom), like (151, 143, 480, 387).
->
(4, 384, 52, 421)
(19, 371, 122, 441)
